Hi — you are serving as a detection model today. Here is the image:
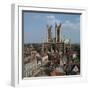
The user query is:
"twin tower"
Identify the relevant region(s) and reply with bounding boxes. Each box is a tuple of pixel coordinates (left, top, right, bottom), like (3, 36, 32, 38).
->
(47, 23, 61, 43)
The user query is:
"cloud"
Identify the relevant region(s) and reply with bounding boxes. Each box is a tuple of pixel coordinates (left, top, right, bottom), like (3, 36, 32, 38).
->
(46, 15, 60, 25)
(62, 20, 80, 31)
(61, 19, 80, 44)
(46, 15, 55, 20)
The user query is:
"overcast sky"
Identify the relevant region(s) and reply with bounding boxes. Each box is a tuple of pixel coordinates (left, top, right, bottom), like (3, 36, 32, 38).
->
(23, 11, 80, 44)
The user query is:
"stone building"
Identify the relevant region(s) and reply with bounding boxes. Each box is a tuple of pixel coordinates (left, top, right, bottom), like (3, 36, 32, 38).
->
(42, 23, 71, 56)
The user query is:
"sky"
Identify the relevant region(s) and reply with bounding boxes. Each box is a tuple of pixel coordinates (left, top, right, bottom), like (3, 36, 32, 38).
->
(23, 11, 80, 44)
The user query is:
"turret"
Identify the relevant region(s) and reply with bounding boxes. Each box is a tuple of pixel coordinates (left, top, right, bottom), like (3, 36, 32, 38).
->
(55, 23, 61, 43)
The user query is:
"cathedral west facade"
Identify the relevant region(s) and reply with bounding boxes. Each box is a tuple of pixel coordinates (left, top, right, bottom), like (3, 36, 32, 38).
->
(42, 23, 71, 57)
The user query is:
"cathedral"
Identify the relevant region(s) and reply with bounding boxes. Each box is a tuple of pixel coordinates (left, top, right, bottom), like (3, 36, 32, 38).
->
(42, 23, 71, 56)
